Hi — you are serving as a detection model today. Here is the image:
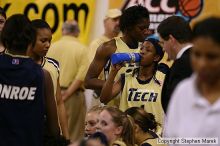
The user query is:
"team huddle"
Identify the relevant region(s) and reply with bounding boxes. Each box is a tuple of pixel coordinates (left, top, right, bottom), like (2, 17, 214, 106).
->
(0, 4, 220, 146)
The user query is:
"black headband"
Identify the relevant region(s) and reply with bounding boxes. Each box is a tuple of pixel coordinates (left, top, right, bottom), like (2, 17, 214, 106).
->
(145, 38, 164, 61)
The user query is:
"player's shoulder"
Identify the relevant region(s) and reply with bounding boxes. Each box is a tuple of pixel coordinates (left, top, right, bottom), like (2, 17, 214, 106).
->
(96, 39, 117, 58)
(103, 38, 116, 45)
(45, 57, 59, 67)
(100, 39, 116, 51)
(155, 69, 166, 78)
(157, 62, 170, 75)
(44, 57, 60, 72)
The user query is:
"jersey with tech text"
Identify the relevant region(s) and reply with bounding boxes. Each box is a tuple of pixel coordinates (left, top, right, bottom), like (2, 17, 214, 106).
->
(120, 70, 165, 133)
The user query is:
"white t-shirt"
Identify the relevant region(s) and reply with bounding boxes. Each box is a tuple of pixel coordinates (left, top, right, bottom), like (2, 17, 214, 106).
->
(165, 74, 220, 146)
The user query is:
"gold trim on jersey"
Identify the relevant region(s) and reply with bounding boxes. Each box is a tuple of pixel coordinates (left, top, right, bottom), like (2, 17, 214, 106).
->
(5, 50, 30, 58)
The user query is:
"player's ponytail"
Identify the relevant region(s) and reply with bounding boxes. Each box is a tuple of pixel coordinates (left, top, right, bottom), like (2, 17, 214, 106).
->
(102, 106, 135, 146)
(125, 107, 160, 133)
(120, 114, 135, 146)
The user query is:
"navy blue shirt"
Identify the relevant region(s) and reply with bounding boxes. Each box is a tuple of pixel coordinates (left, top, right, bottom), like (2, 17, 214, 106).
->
(0, 53, 45, 146)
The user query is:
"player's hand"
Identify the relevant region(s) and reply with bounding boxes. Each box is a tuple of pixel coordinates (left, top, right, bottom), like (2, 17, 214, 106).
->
(111, 63, 124, 72)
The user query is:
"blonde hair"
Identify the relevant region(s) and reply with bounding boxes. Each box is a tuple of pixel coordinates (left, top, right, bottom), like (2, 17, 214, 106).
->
(102, 106, 135, 146)
(87, 105, 103, 114)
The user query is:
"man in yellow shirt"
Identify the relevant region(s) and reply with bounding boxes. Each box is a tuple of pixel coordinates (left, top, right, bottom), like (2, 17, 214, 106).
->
(47, 20, 88, 142)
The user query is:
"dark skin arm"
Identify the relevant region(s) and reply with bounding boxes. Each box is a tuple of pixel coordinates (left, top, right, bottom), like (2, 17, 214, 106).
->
(84, 40, 117, 89)
(43, 69, 60, 137)
(56, 79, 69, 138)
(100, 64, 122, 104)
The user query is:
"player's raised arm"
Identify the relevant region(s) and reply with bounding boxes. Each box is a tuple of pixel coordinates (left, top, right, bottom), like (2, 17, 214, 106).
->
(84, 40, 116, 89)
(100, 64, 122, 104)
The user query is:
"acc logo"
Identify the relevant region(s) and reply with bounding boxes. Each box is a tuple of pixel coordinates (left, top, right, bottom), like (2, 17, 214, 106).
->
(122, 0, 203, 31)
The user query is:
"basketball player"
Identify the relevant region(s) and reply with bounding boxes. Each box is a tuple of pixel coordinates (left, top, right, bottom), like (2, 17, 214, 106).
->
(85, 5, 150, 92)
(28, 19, 69, 138)
(125, 107, 167, 146)
(96, 106, 135, 146)
(47, 20, 87, 142)
(100, 38, 165, 135)
(0, 14, 60, 146)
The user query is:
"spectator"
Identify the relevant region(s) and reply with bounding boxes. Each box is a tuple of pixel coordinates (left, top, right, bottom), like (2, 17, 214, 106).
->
(157, 16, 193, 113)
(89, 9, 121, 59)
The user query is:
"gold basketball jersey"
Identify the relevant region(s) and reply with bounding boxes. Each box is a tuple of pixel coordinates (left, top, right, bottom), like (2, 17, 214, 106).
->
(119, 71, 165, 129)
(42, 57, 60, 95)
(105, 37, 141, 106)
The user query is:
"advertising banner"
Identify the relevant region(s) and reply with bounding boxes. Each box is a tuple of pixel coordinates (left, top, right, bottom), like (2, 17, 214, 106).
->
(0, 0, 95, 43)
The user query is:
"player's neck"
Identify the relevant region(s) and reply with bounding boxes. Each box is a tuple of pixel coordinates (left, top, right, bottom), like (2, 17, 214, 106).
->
(32, 55, 42, 65)
(138, 65, 154, 81)
(121, 35, 139, 49)
(36, 57, 43, 65)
